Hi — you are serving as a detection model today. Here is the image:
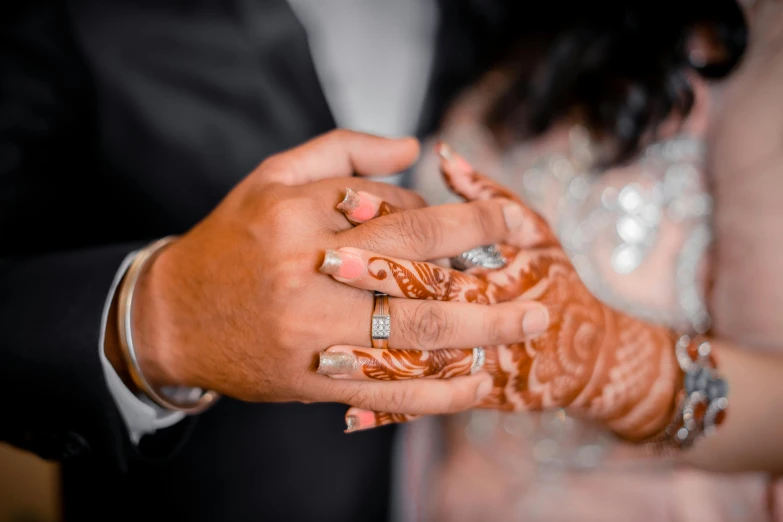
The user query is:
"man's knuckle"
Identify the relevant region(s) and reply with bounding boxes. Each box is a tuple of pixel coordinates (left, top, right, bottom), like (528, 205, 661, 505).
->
(399, 211, 440, 258)
(340, 386, 364, 407)
(384, 386, 412, 411)
(413, 302, 453, 349)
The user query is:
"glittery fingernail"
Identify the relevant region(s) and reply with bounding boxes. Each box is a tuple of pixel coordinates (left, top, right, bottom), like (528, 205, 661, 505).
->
(318, 249, 343, 274)
(344, 409, 377, 433)
(317, 352, 358, 376)
(336, 188, 384, 223)
(318, 249, 365, 279)
(336, 188, 361, 213)
(345, 415, 359, 432)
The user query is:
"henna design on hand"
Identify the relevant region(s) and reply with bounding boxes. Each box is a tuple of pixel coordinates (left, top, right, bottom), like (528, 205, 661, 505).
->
(354, 348, 474, 380)
(474, 252, 679, 440)
(355, 145, 681, 440)
(368, 257, 493, 303)
(373, 411, 420, 426)
(345, 409, 420, 432)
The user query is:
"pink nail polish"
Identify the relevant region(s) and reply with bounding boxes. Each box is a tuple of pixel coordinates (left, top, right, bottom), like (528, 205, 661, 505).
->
(318, 249, 365, 280)
(345, 409, 377, 433)
(336, 188, 383, 223)
(336, 188, 361, 213)
(437, 142, 473, 174)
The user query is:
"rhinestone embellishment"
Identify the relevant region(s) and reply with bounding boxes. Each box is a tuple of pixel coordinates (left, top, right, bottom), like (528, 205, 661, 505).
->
(372, 315, 390, 339)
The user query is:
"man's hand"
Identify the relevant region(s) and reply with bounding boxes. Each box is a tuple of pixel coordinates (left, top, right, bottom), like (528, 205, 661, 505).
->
(114, 130, 546, 417)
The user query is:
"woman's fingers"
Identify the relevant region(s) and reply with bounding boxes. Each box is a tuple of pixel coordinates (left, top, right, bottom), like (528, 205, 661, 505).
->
(344, 408, 421, 433)
(319, 247, 498, 302)
(337, 343, 515, 432)
(437, 142, 558, 249)
(317, 347, 481, 380)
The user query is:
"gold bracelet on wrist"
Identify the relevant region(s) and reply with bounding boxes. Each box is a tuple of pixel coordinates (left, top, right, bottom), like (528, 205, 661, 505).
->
(117, 236, 220, 414)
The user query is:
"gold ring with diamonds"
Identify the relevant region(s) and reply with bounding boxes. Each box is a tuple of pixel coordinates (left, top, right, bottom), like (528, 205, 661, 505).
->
(371, 292, 390, 349)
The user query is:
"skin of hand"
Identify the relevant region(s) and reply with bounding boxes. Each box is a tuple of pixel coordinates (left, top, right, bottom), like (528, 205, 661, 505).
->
(104, 130, 555, 418)
(329, 143, 783, 474)
(324, 143, 683, 441)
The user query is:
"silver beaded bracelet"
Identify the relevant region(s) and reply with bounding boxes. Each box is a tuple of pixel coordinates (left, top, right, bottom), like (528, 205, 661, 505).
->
(647, 335, 728, 454)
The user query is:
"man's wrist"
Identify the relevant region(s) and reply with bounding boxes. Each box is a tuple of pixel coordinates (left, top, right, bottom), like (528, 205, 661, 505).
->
(104, 284, 141, 393)
(128, 244, 185, 390)
(116, 236, 219, 413)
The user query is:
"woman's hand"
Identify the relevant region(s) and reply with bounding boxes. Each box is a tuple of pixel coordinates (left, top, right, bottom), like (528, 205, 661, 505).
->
(321, 144, 681, 441)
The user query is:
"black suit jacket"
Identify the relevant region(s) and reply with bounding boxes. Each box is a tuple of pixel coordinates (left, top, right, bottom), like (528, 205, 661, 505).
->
(0, 1, 497, 520)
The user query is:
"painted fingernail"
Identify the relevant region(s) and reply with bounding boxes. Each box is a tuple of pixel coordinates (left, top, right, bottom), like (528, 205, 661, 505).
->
(318, 352, 358, 376)
(336, 188, 383, 223)
(318, 249, 365, 279)
(336, 187, 361, 213)
(476, 376, 493, 401)
(344, 409, 376, 433)
(503, 203, 525, 231)
(522, 305, 550, 335)
(436, 142, 473, 173)
(436, 141, 454, 161)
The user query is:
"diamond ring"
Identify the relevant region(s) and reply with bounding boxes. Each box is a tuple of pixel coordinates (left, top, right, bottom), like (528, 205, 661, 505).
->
(371, 292, 390, 349)
(470, 347, 486, 374)
(451, 245, 506, 271)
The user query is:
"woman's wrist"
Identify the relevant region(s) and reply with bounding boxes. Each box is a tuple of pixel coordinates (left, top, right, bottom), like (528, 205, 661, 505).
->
(565, 310, 683, 442)
(575, 310, 730, 450)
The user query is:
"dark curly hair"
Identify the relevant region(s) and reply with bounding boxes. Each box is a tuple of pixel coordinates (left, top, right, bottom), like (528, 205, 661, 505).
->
(466, 0, 748, 164)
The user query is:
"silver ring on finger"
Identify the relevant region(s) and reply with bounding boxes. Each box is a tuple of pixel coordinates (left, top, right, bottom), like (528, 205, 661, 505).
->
(470, 347, 486, 374)
(451, 245, 506, 271)
(371, 291, 390, 349)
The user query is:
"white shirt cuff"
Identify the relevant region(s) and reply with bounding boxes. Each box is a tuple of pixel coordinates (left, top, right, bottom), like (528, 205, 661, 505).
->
(99, 250, 186, 445)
